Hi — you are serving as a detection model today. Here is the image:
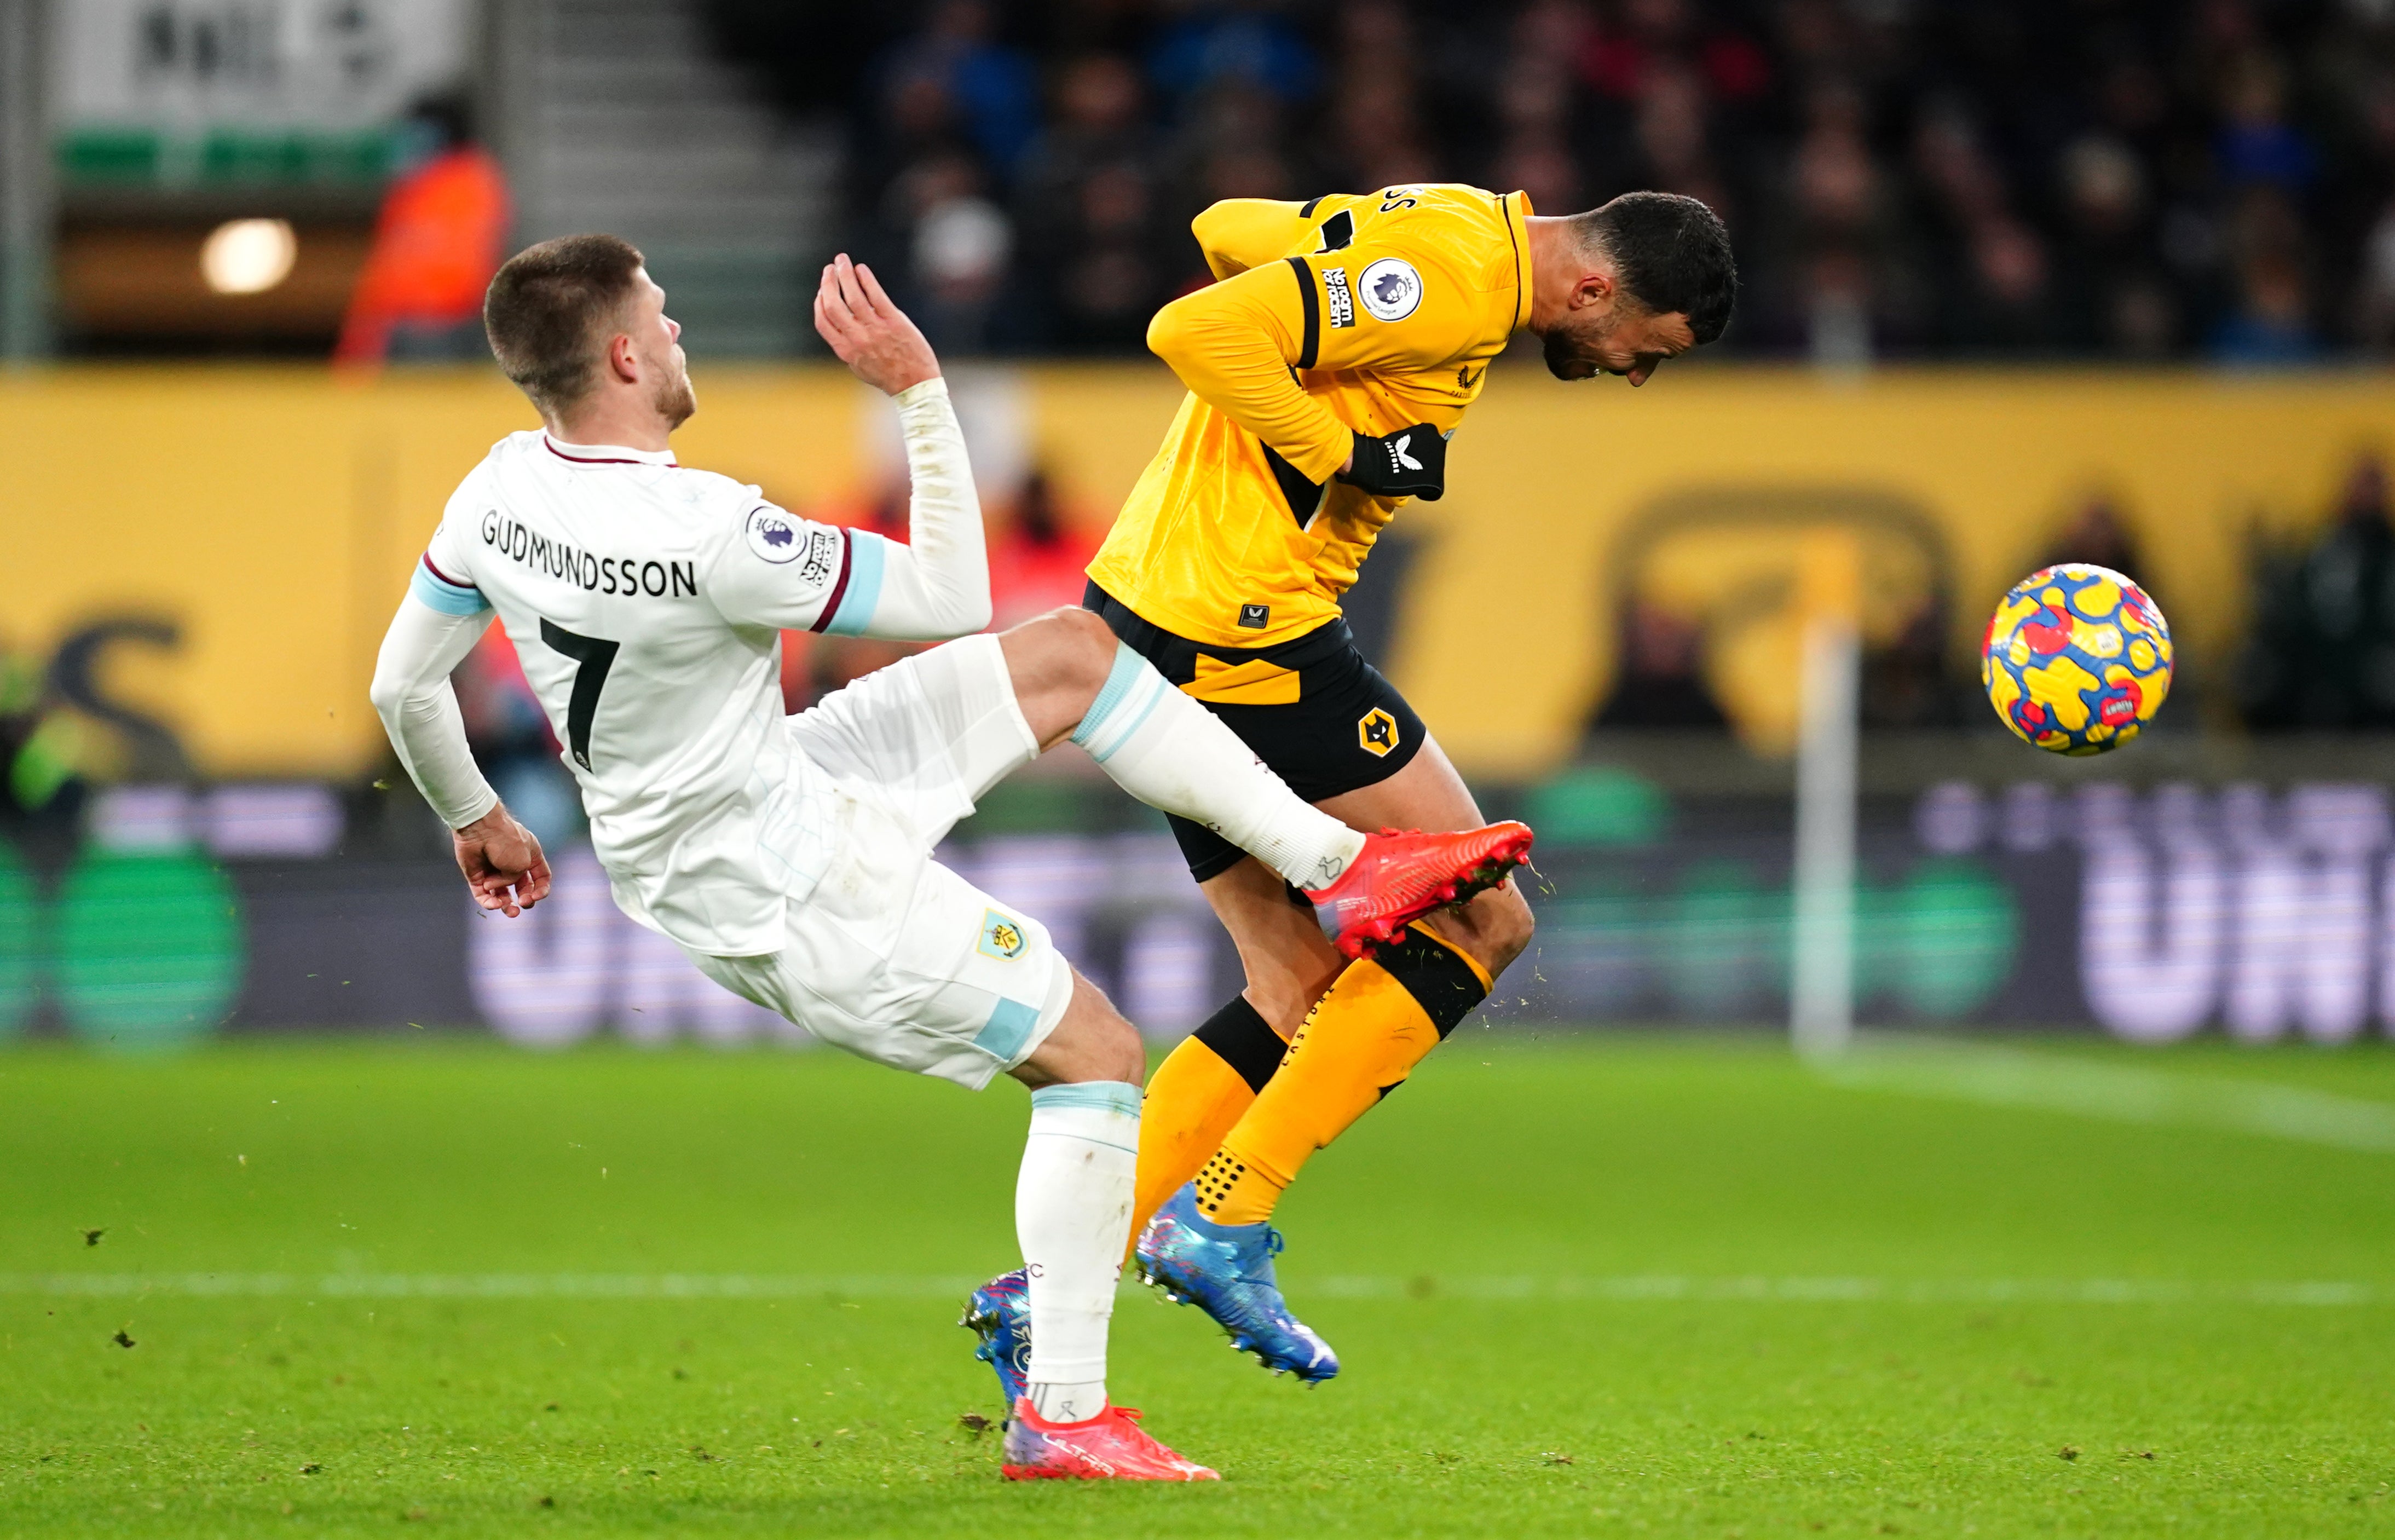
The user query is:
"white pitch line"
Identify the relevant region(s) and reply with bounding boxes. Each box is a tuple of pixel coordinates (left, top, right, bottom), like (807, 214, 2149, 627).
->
(0, 1273, 2384, 1306)
(1818, 1039, 2395, 1155)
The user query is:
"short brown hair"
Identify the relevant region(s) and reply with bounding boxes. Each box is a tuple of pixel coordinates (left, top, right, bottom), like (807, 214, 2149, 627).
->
(483, 234, 645, 417)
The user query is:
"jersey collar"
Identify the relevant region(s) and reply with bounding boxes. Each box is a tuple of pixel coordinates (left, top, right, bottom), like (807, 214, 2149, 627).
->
(542, 431, 679, 468)
(1502, 189, 1536, 335)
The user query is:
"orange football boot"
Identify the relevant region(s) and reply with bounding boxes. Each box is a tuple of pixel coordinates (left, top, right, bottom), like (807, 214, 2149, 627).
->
(1000, 1400, 1219, 1481)
(1303, 821, 1535, 960)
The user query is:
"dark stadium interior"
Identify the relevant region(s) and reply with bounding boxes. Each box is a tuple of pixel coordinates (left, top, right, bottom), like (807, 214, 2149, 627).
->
(706, 0, 2395, 364)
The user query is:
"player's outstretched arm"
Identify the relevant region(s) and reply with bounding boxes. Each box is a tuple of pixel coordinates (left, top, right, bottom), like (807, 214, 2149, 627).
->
(368, 591, 547, 916)
(760, 253, 989, 639)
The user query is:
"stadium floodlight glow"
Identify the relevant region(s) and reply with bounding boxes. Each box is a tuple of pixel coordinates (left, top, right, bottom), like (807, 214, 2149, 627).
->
(200, 219, 298, 296)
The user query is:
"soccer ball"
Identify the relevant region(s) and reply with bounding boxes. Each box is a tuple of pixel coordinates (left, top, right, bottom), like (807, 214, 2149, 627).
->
(1981, 563, 2172, 755)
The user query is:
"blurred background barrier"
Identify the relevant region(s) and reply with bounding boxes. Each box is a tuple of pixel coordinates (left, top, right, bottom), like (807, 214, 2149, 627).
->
(2, 769, 2393, 1045)
(9, 365, 2395, 778)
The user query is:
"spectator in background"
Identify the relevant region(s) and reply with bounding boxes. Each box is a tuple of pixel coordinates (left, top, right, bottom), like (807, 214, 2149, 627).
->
(713, 0, 2395, 362)
(885, 0, 1041, 179)
(2237, 453, 2395, 730)
(334, 95, 511, 367)
(1016, 55, 1169, 351)
(2054, 135, 2175, 356)
(1326, 0, 1437, 192)
(1909, 103, 2049, 354)
(1489, 0, 1589, 217)
(1147, 0, 1321, 112)
(910, 162, 1017, 354)
(2212, 247, 2322, 365)
(2036, 491, 2150, 590)
(1860, 599, 1961, 730)
(1591, 601, 1728, 732)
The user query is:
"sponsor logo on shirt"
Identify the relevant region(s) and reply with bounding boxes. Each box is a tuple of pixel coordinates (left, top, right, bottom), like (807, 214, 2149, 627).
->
(797, 527, 840, 586)
(1357, 257, 1422, 322)
(979, 908, 1030, 960)
(1323, 266, 1355, 329)
(1238, 602, 1271, 630)
(479, 509, 696, 598)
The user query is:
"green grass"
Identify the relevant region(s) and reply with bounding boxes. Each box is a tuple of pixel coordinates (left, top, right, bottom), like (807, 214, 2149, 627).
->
(4, 1032, 2394, 1537)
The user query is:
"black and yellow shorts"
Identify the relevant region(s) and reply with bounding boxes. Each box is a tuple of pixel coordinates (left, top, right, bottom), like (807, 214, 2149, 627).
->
(1083, 580, 1427, 881)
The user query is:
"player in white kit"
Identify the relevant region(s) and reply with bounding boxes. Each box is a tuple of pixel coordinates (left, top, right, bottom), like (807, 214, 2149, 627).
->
(369, 235, 1530, 1481)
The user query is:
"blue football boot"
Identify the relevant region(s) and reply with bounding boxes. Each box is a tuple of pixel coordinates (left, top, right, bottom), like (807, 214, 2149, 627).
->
(1134, 1184, 1340, 1382)
(961, 1268, 1032, 1411)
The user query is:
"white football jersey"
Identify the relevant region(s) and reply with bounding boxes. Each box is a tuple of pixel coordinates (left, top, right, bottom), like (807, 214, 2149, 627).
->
(413, 428, 896, 955)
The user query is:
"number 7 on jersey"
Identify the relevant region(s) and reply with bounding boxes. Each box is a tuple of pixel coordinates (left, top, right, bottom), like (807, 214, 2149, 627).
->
(540, 618, 619, 772)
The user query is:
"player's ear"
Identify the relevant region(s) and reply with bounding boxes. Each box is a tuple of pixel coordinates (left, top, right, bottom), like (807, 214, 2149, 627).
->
(1574, 268, 1616, 313)
(604, 330, 639, 383)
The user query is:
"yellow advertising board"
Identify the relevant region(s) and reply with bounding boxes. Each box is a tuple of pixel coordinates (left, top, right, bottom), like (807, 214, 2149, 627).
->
(4, 362, 2391, 779)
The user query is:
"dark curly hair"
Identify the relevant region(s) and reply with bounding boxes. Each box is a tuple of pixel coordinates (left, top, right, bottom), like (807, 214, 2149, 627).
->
(1574, 192, 1738, 345)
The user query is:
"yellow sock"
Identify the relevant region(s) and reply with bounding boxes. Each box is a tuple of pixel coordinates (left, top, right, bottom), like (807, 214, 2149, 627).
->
(1128, 996, 1288, 1258)
(1196, 924, 1492, 1226)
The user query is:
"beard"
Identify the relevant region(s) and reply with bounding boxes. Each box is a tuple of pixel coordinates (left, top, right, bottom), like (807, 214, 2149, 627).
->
(1544, 325, 1609, 380)
(652, 355, 697, 428)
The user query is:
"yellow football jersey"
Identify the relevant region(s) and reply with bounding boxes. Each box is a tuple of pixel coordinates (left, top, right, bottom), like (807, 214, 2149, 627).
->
(1086, 184, 1534, 649)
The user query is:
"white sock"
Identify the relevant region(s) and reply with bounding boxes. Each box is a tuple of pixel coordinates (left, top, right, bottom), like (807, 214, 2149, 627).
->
(1070, 644, 1366, 890)
(1018, 1080, 1141, 1425)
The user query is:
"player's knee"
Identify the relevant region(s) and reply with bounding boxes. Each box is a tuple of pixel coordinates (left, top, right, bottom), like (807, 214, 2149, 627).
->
(1470, 882, 1536, 975)
(1063, 1010, 1147, 1087)
(1010, 606, 1116, 704)
(1242, 978, 1321, 1039)
(1049, 605, 1118, 682)
(1101, 1014, 1148, 1085)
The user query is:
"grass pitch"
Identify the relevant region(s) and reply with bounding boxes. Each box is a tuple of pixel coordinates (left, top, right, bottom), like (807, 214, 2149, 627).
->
(3, 1032, 2393, 1538)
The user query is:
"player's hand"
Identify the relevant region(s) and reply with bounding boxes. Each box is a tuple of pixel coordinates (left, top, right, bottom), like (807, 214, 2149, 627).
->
(1338, 424, 1449, 501)
(814, 253, 939, 396)
(453, 803, 551, 918)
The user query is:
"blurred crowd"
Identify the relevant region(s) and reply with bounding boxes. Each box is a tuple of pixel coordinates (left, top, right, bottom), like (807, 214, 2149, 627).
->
(707, 0, 2395, 363)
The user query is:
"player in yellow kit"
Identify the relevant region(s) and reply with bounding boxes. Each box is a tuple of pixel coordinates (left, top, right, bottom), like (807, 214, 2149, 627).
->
(962, 188, 1734, 1391)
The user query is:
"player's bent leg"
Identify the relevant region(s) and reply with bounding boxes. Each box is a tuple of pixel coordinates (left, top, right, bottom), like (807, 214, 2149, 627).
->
(1124, 858, 1336, 1252)
(965, 970, 1215, 1479)
(997, 607, 1359, 892)
(1007, 967, 1145, 1089)
(965, 971, 1141, 1414)
(995, 973, 1140, 1420)
(1205, 858, 1349, 1030)
(1321, 732, 1537, 978)
(1132, 735, 1537, 1375)
(994, 605, 1126, 748)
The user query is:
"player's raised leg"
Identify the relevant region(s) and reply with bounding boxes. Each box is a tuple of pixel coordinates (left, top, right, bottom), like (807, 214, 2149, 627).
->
(1132, 736, 1534, 1378)
(996, 607, 1532, 955)
(982, 972, 1215, 1481)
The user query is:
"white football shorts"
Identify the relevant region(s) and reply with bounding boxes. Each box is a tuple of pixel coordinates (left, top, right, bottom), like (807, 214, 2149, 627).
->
(685, 633, 1072, 1088)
